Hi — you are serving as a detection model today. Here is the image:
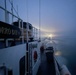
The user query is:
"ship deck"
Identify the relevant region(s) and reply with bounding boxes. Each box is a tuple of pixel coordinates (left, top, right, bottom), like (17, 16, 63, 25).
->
(37, 53, 56, 75)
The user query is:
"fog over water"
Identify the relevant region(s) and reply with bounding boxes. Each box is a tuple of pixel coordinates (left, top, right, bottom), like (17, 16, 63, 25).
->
(54, 31, 76, 75)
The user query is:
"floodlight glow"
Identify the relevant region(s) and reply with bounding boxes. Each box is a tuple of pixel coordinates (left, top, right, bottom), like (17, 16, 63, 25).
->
(49, 34, 53, 39)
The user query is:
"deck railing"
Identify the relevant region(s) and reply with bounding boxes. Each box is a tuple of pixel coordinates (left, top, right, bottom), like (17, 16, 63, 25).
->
(0, 3, 39, 49)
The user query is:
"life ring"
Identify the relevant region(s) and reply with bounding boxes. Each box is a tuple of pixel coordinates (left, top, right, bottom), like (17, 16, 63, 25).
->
(33, 51, 38, 61)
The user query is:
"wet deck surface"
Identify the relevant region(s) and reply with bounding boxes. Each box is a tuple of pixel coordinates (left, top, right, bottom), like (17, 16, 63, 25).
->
(37, 53, 56, 75)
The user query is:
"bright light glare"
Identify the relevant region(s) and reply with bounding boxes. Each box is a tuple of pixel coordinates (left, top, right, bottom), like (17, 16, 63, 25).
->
(55, 51, 61, 56)
(49, 34, 53, 39)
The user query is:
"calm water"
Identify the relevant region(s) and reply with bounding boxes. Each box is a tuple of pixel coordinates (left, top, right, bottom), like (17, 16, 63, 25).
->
(55, 37, 76, 75)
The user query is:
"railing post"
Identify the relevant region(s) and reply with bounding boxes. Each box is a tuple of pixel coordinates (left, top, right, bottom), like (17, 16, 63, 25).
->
(11, 0, 13, 23)
(5, 0, 7, 22)
(21, 20, 24, 43)
(4, 0, 8, 47)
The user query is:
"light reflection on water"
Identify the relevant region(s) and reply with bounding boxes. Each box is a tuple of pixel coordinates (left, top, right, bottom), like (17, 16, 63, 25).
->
(55, 51, 62, 56)
(54, 38, 76, 75)
(54, 50, 68, 67)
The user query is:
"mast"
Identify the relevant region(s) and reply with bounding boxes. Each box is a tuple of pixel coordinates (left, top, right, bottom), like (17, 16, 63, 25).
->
(39, 0, 41, 41)
(25, 0, 29, 75)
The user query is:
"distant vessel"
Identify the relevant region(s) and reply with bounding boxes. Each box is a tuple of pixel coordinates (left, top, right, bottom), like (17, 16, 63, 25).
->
(0, 1, 71, 75)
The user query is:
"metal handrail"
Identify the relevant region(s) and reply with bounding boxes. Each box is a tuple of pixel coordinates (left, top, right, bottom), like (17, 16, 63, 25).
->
(0, 6, 22, 21)
(0, 4, 39, 48)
